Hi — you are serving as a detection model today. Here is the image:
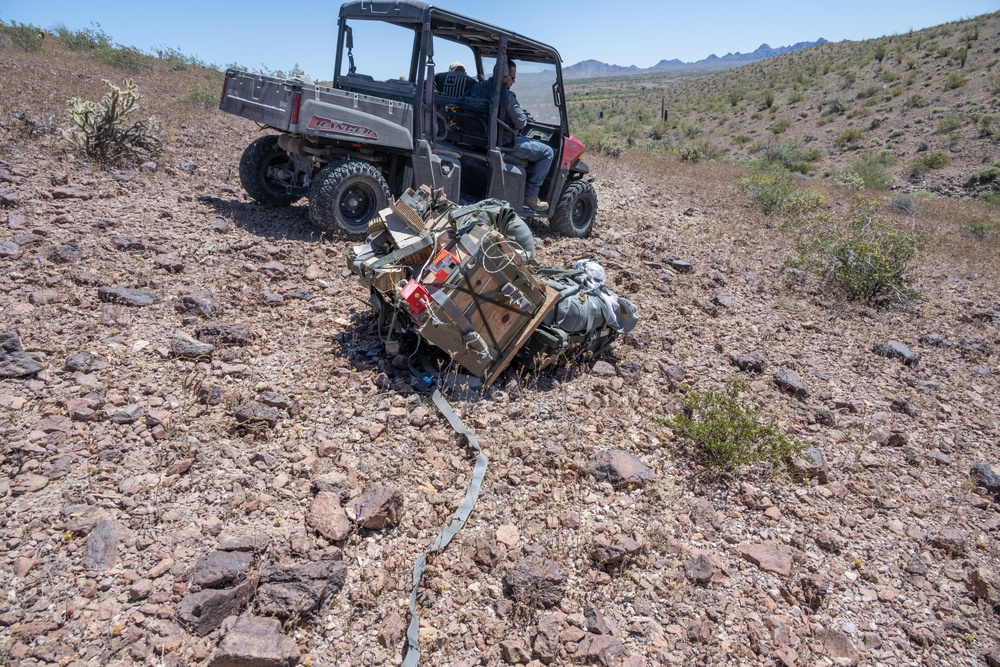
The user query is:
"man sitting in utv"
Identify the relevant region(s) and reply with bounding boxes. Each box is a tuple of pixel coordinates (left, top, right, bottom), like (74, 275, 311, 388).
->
(468, 59, 553, 211)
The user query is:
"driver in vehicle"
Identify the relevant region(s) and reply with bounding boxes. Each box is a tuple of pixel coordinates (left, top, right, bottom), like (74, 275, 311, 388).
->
(469, 59, 553, 211)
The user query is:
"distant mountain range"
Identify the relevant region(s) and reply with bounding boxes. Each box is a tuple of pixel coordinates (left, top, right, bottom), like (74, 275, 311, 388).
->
(563, 39, 829, 79)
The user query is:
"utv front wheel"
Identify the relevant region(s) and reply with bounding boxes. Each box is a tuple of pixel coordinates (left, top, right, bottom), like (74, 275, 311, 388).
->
(309, 159, 391, 240)
(239, 135, 302, 206)
(550, 180, 597, 238)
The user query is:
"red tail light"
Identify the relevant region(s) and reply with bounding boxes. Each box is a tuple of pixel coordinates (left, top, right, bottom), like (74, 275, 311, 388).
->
(560, 135, 586, 170)
(291, 93, 302, 125)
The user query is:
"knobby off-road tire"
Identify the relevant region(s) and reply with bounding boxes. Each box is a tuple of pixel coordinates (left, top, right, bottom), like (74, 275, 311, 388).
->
(550, 180, 597, 238)
(308, 159, 391, 240)
(238, 135, 302, 206)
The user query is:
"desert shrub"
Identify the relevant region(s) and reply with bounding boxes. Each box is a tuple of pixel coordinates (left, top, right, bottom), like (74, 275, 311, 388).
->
(874, 44, 887, 63)
(676, 139, 725, 162)
(595, 135, 624, 158)
(934, 114, 964, 134)
(0, 20, 45, 51)
(978, 115, 997, 139)
(55, 23, 112, 52)
(889, 195, 920, 214)
(787, 90, 804, 104)
(961, 217, 1000, 239)
(831, 171, 866, 190)
(942, 72, 970, 90)
(903, 94, 928, 109)
(967, 162, 1000, 186)
(665, 378, 804, 472)
(834, 128, 865, 148)
(762, 141, 822, 175)
(769, 117, 792, 135)
(180, 81, 222, 108)
(54, 23, 149, 72)
(155, 45, 207, 71)
(738, 162, 794, 213)
(96, 44, 149, 73)
(821, 98, 847, 116)
(856, 84, 881, 100)
(732, 135, 752, 146)
(63, 79, 161, 164)
(907, 151, 951, 178)
(851, 152, 895, 190)
(784, 196, 928, 307)
(762, 90, 775, 109)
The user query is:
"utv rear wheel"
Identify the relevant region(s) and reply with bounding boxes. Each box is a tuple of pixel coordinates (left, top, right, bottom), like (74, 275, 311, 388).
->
(550, 180, 597, 238)
(239, 135, 302, 206)
(309, 159, 391, 240)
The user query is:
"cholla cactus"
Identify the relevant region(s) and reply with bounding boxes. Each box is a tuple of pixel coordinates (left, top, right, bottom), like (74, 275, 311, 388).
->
(63, 79, 161, 164)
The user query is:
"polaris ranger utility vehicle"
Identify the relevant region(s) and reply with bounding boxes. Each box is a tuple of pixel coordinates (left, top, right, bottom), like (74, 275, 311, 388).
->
(219, 0, 596, 240)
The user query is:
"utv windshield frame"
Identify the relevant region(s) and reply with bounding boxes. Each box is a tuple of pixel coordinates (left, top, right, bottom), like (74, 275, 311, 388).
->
(334, 0, 569, 141)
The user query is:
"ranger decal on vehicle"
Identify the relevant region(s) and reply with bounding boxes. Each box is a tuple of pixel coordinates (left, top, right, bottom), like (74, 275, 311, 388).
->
(307, 116, 378, 140)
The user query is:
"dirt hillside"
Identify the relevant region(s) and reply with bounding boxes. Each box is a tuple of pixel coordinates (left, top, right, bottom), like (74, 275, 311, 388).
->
(1, 33, 1000, 667)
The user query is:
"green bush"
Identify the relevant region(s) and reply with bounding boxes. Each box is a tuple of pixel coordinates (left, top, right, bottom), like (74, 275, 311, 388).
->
(0, 20, 45, 51)
(55, 23, 112, 52)
(665, 379, 804, 472)
(834, 128, 865, 148)
(155, 45, 207, 70)
(902, 94, 928, 109)
(942, 72, 970, 90)
(856, 84, 881, 100)
(784, 196, 928, 306)
(967, 162, 1000, 186)
(54, 23, 149, 72)
(907, 151, 951, 178)
(737, 162, 803, 214)
(676, 139, 725, 162)
(934, 114, 964, 134)
(63, 79, 161, 164)
(96, 44, 149, 73)
(851, 152, 895, 190)
(962, 217, 1000, 239)
(180, 81, 222, 108)
(769, 117, 792, 135)
(762, 141, 822, 175)
(831, 171, 866, 190)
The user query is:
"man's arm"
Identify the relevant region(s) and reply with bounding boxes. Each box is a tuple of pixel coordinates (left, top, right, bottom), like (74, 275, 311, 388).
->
(504, 90, 528, 131)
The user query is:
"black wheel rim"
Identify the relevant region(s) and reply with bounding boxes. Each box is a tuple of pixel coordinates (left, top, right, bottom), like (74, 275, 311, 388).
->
(339, 184, 377, 226)
(571, 196, 594, 231)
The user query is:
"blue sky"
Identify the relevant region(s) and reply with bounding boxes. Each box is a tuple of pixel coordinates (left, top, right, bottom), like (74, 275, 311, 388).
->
(2, 1, 996, 79)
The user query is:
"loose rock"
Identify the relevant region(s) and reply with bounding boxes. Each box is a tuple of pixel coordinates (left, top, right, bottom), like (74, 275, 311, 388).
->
(736, 541, 795, 576)
(587, 450, 654, 488)
(208, 615, 298, 666)
(98, 286, 157, 307)
(872, 340, 918, 365)
(0, 332, 43, 378)
(774, 368, 810, 398)
(504, 556, 567, 608)
(347, 483, 403, 529)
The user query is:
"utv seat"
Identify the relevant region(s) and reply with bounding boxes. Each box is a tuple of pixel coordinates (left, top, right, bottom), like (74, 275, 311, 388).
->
(434, 71, 477, 97)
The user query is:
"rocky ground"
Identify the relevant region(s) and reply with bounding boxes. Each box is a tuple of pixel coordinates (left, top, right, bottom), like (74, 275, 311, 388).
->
(2, 38, 1000, 667)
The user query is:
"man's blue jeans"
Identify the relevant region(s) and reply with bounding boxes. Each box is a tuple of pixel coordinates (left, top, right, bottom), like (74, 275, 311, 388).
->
(510, 136, 553, 200)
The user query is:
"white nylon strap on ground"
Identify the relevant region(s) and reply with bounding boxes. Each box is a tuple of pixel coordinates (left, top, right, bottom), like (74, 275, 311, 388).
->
(402, 387, 489, 666)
